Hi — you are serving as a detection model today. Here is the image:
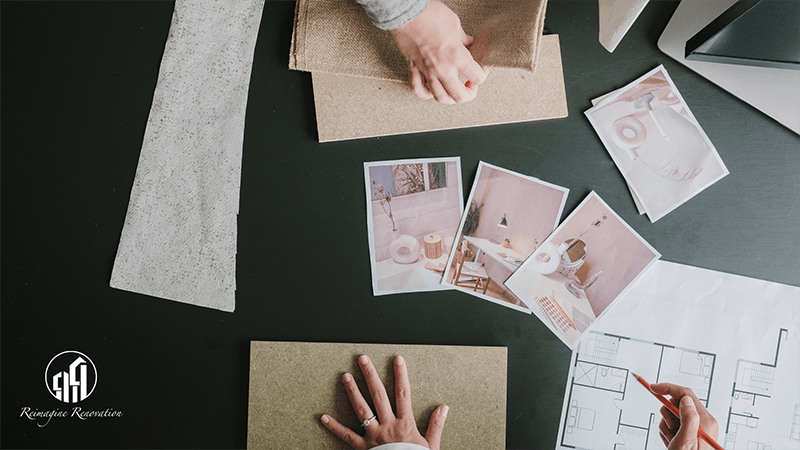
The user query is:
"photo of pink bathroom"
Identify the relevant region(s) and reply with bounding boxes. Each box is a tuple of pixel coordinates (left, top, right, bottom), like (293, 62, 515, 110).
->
(585, 65, 728, 222)
(442, 162, 569, 313)
(506, 192, 660, 348)
(365, 158, 463, 296)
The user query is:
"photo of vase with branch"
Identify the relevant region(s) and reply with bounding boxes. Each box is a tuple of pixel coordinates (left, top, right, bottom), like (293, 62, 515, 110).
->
(365, 158, 464, 296)
(371, 180, 396, 232)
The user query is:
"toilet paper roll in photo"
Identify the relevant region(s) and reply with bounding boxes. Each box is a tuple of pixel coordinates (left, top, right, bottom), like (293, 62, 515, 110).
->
(529, 242, 560, 274)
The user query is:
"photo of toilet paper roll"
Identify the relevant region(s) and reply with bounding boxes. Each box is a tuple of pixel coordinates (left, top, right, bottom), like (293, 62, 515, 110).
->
(529, 242, 561, 274)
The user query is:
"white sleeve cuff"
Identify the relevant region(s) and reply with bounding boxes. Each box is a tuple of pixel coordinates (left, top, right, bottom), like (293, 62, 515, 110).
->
(368, 443, 431, 450)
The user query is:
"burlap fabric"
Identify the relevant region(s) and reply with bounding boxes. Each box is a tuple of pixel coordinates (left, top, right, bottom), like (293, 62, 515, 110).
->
(290, 0, 548, 81)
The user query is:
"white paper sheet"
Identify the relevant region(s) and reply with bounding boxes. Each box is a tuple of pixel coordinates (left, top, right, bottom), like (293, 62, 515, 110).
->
(110, 0, 265, 311)
(556, 260, 800, 450)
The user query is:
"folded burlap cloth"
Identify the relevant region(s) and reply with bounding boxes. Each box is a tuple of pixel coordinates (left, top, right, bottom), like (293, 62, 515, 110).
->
(289, 0, 548, 81)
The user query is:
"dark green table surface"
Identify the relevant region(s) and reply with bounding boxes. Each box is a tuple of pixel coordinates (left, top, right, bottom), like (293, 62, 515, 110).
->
(2, 1, 798, 448)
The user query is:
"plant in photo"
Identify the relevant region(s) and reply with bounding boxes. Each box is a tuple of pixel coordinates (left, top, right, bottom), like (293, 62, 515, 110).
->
(372, 180, 396, 231)
(462, 200, 482, 236)
(392, 163, 426, 196)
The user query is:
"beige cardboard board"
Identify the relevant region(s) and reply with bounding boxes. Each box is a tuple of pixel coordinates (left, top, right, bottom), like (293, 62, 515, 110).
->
(311, 34, 567, 142)
(247, 342, 507, 450)
(290, 0, 548, 81)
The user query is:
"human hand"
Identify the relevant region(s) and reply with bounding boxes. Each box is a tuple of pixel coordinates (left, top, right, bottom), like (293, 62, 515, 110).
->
(650, 383, 719, 450)
(389, 0, 488, 104)
(321, 355, 449, 450)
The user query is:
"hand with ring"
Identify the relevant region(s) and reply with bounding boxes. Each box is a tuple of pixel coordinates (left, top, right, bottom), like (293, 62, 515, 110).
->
(321, 354, 449, 449)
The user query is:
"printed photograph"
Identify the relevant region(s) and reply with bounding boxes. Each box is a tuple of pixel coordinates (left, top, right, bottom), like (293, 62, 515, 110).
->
(442, 162, 569, 313)
(365, 158, 463, 296)
(506, 192, 660, 348)
(585, 65, 729, 222)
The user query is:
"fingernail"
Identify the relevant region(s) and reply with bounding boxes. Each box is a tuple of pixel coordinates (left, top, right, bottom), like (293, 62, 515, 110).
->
(396, 355, 405, 366)
(359, 355, 369, 365)
(321, 415, 329, 424)
(343, 373, 352, 382)
(441, 405, 449, 417)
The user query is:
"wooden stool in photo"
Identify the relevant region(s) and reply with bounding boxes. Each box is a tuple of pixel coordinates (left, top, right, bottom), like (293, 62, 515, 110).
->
(453, 240, 491, 294)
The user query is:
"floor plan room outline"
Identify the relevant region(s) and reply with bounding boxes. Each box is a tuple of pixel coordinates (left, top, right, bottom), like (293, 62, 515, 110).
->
(560, 331, 716, 450)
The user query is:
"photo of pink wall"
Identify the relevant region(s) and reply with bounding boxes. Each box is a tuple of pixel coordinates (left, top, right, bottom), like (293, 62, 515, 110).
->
(546, 194, 657, 316)
(442, 162, 569, 313)
(506, 192, 660, 348)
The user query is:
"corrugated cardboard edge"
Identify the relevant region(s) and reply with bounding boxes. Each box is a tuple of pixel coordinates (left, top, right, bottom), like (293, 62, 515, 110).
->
(312, 34, 567, 142)
(246, 342, 508, 450)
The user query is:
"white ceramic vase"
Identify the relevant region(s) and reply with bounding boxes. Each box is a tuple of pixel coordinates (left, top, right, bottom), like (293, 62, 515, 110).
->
(390, 234, 420, 264)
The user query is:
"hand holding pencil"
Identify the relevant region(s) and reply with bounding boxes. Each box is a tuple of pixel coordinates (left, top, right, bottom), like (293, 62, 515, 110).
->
(643, 379, 720, 450)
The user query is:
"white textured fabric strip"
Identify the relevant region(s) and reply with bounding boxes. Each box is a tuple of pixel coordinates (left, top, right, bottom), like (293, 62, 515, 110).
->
(110, 0, 265, 312)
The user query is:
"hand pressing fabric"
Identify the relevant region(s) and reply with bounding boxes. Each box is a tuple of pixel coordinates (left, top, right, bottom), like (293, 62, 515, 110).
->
(321, 355, 449, 450)
(389, 0, 488, 104)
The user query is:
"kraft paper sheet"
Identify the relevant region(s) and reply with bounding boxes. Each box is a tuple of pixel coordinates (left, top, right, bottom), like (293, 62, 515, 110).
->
(110, 0, 265, 311)
(312, 34, 567, 142)
(247, 342, 507, 450)
(290, 0, 548, 81)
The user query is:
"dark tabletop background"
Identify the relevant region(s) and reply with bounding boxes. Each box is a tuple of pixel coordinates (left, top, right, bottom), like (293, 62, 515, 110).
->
(2, 1, 798, 448)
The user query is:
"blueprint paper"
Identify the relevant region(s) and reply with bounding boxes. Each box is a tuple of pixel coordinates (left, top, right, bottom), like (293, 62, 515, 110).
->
(110, 0, 265, 311)
(556, 260, 800, 450)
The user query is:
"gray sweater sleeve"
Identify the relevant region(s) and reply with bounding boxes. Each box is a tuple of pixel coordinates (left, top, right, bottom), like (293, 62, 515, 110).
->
(355, 0, 430, 30)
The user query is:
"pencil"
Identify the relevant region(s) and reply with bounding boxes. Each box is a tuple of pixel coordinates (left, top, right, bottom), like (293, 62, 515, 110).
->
(630, 372, 724, 450)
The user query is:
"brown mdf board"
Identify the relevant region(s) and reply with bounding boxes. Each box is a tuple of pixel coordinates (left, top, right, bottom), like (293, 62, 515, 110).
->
(311, 34, 567, 142)
(247, 342, 507, 450)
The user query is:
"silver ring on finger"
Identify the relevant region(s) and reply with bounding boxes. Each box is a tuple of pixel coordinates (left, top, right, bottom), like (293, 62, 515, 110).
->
(360, 414, 377, 428)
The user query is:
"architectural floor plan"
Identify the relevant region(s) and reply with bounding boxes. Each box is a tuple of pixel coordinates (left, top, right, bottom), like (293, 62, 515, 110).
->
(724, 328, 800, 450)
(555, 261, 800, 450)
(560, 331, 716, 449)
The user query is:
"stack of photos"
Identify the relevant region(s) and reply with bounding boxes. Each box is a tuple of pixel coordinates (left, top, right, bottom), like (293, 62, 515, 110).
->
(365, 157, 464, 296)
(585, 65, 728, 222)
(506, 192, 660, 348)
(441, 162, 569, 313)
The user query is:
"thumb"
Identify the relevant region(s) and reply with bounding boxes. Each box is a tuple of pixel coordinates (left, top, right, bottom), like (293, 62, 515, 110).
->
(461, 29, 474, 47)
(671, 396, 700, 450)
(425, 405, 449, 450)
